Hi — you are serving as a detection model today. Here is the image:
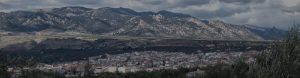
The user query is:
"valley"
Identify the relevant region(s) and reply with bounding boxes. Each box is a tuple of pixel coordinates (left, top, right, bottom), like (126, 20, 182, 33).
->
(0, 35, 271, 63)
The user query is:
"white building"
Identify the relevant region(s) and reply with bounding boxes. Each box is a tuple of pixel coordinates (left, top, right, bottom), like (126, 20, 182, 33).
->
(107, 67, 117, 72)
(117, 67, 126, 73)
(94, 67, 104, 74)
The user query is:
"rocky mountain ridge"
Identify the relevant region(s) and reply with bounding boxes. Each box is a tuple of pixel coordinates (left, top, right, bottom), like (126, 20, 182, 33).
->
(0, 6, 286, 40)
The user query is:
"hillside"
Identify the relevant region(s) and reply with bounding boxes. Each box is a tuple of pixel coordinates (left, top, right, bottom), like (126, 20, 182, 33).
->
(0, 7, 286, 41)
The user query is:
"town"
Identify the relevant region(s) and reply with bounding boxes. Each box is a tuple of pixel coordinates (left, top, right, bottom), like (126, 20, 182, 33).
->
(7, 51, 259, 77)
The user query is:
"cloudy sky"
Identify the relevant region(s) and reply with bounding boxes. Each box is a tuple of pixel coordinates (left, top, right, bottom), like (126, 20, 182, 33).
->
(0, 0, 299, 29)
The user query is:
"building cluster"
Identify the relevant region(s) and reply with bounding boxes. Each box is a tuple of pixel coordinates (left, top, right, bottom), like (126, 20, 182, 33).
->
(8, 51, 258, 77)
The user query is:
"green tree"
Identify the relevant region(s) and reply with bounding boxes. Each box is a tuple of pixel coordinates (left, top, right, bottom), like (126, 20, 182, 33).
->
(0, 51, 10, 78)
(83, 60, 94, 78)
(249, 25, 300, 78)
(232, 60, 249, 78)
(199, 63, 234, 78)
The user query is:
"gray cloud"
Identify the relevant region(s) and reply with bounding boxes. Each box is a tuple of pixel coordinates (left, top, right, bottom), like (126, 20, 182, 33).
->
(281, 4, 300, 14)
(219, 0, 266, 4)
(0, 2, 12, 10)
(0, 0, 299, 29)
(177, 0, 211, 7)
(134, 0, 164, 5)
(171, 1, 250, 19)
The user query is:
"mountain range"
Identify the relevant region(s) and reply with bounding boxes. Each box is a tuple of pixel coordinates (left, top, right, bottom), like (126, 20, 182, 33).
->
(0, 6, 286, 40)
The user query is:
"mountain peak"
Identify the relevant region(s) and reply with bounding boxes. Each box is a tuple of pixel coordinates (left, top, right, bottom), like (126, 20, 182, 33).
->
(51, 6, 92, 15)
(157, 10, 191, 17)
(99, 7, 140, 15)
(0, 6, 286, 40)
(55, 6, 92, 10)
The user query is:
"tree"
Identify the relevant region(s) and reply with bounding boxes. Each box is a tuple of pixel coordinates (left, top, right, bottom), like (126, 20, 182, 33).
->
(232, 60, 249, 78)
(249, 25, 300, 78)
(0, 51, 10, 78)
(83, 59, 94, 78)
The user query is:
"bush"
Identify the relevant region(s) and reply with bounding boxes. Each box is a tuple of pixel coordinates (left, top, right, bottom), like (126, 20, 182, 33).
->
(249, 25, 300, 78)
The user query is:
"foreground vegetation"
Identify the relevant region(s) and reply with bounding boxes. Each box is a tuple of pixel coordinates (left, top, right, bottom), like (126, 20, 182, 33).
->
(0, 25, 299, 78)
